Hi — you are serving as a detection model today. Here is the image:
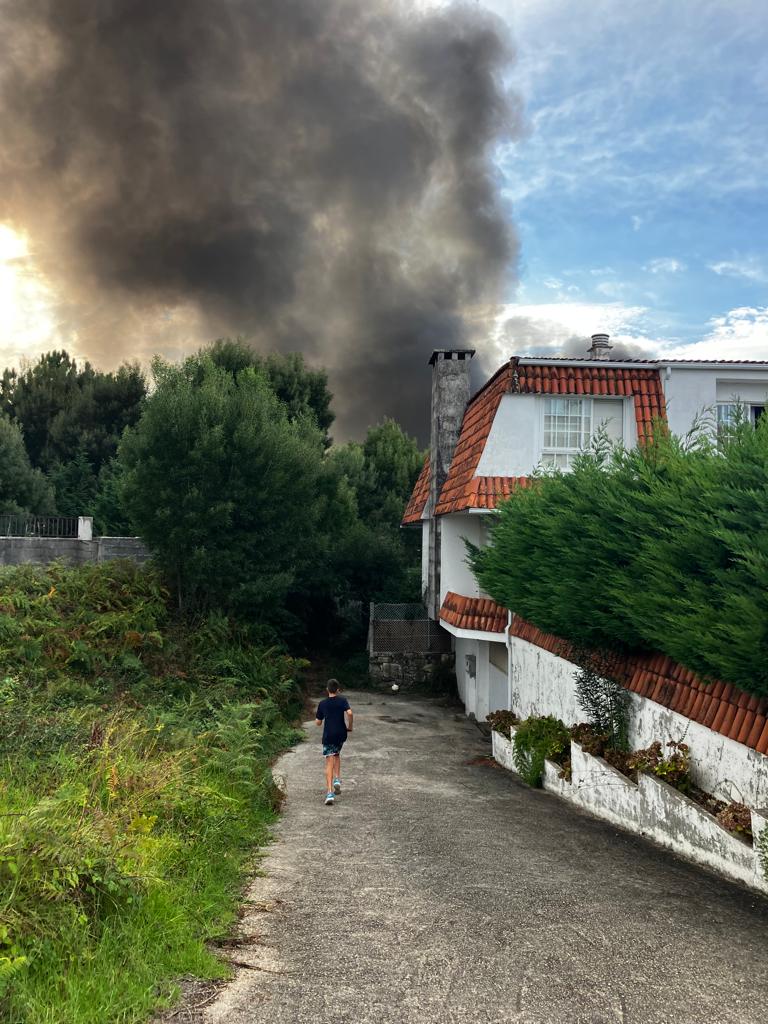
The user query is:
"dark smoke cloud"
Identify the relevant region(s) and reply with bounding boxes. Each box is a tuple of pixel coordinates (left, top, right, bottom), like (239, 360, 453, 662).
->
(0, 0, 522, 441)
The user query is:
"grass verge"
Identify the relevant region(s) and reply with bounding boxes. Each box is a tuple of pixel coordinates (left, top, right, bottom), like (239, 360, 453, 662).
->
(0, 561, 304, 1023)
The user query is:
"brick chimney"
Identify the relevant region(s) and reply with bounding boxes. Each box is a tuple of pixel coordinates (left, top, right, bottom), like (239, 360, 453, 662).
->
(427, 349, 474, 618)
(588, 333, 613, 360)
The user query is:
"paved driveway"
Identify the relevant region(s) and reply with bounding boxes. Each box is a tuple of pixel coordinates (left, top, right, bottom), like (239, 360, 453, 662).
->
(203, 691, 768, 1024)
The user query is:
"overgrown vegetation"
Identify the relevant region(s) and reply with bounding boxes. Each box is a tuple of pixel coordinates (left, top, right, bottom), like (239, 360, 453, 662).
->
(471, 419, 768, 697)
(0, 561, 304, 1023)
(512, 715, 570, 787)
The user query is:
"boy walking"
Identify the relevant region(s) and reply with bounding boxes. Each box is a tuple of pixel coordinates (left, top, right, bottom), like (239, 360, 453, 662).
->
(315, 680, 353, 806)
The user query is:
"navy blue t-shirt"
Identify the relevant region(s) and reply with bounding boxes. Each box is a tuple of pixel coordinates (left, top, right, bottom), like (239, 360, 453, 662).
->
(316, 696, 350, 745)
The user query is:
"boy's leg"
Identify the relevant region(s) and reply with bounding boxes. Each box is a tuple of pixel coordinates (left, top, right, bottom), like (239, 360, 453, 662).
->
(333, 753, 341, 781)
(324, 754, 334, 794)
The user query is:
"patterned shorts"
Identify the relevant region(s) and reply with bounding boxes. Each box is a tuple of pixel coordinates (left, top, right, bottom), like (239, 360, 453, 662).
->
(323, 742, 344, 757)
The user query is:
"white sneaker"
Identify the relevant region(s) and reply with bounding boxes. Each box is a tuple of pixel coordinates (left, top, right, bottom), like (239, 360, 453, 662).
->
(325, 791, 334, 805)
(333, 778, 341, 794)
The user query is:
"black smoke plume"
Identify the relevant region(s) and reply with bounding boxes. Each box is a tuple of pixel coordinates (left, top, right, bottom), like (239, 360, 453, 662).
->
(0, 0, 522, 440)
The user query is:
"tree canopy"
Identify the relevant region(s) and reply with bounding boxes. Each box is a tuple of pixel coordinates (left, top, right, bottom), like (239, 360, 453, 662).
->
(119, 354, 324, 622)
(0, 415, 54, 515)
(206, 339, 334, 445)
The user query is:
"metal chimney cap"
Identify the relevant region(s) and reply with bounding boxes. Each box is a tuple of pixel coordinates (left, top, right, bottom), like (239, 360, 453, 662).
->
(428, 349, 476, 365)
(588, 333, 613, 359)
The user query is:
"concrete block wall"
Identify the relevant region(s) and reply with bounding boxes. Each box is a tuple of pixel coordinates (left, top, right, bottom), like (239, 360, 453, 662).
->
(0, 536, 150, 567)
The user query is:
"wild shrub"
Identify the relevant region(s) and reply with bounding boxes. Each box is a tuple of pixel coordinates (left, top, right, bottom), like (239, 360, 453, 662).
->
(628, 740, 691, 793)
(574, 657, 631, 751)
(512, 716, 570, 787)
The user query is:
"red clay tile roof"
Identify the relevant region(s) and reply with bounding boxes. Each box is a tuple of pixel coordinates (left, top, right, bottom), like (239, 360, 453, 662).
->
(402, 456, 430, 525)
(434, 358, 667, 515)
(509, 616, 768, 757)
(434, 362, 515, 515)
(464, 476, 531, 509)
(440, 591, 507, 633)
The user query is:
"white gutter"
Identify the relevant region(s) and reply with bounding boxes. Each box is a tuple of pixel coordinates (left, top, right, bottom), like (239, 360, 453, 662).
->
(519, 358, 768, 372)
(439, 618, 506, 642)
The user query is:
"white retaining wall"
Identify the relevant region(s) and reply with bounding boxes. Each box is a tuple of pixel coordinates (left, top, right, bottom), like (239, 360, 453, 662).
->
(492, 729, 768, 896)
(465, 634, 768, 807)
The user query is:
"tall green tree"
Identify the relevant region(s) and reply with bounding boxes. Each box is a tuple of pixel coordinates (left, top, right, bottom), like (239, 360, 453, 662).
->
(118, 355, 324, 622)
(0, 415, 54, 515)
(1, 351, 145, 472)
(206, 339, 334, 445)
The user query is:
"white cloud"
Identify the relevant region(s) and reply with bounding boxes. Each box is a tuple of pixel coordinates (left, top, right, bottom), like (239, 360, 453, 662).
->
(484, 301, 768, 370)
(646, 257, 686, 274)
(631, 215, 643, 232)
(708, 257, 768, 284)
(543, 276, 563, 289)
(487, 300, 662, 365)
(665, 307, 768, 361)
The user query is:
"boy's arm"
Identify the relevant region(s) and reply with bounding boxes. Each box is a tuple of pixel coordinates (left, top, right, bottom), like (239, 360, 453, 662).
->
(345, 707, 353, 733)
(315, 704, 324, 727)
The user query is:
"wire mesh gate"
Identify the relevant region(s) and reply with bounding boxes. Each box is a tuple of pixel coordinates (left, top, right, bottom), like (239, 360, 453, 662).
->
(368, 602, 451, 654)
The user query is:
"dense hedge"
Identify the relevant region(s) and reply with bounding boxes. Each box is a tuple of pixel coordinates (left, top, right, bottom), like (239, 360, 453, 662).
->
(471, 420, 768, 698)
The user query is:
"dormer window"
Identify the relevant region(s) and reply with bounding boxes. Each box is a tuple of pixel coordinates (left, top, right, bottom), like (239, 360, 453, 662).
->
(541, 398, 592, 469)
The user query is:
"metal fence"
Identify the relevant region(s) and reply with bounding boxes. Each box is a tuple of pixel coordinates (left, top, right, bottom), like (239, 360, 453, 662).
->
(0, 515, 80, 538)
(369, 602, 451, 654)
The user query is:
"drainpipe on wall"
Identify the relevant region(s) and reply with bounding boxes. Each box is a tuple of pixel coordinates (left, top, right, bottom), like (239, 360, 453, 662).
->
(505, 610, 514, 711)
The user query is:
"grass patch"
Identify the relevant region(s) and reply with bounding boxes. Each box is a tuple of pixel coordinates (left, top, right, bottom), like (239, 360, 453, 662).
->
(0, 561, 304, 1023)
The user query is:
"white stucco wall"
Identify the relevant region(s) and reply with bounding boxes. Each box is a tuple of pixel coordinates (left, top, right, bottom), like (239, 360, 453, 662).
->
(492, 729, 768, 895)
(439, 513, 484, 606)
(463, 632, 768, 807)
(663, 366, 768, 436)
(476, 393, 632, 478)
(454, 636, 479, 717)
(475, 394, 538, 476)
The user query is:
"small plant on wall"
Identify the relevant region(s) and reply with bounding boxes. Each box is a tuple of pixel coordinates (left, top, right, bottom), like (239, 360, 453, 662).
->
(628, 739, 691, 794)
(486, 709, 519, 736)
(574, 653, 631, 752)
(513, 716, 570, 787)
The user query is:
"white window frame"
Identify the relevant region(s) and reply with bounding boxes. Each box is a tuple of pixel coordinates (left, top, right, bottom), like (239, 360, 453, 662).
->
(540, 397, 593, 470)
(717, 401, 765, 429)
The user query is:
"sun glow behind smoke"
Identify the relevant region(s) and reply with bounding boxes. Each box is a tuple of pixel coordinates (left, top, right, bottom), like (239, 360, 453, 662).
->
(0, 224, 61, 364)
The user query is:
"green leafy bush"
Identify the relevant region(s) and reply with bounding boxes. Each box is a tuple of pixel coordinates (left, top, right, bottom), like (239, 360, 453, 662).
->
(471, 420, 768, 697)
(513, 716, 570, 787)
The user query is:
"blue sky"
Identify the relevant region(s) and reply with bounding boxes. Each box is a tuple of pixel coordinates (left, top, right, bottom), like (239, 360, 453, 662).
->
(482, 0, 768, 362)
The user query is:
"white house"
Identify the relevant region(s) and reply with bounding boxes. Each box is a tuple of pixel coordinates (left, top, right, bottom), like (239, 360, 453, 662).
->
(401, 336, 768, 779)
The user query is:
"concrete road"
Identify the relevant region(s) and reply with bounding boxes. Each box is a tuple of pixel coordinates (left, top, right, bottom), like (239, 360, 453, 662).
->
(202, 691, 768, 1024)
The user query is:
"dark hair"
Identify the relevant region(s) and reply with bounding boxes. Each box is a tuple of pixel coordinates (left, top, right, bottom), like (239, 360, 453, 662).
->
(327, 678, 340, 694)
